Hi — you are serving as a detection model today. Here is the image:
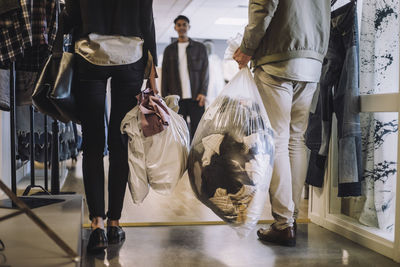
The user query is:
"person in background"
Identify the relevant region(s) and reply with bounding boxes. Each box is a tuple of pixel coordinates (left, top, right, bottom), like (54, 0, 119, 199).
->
(63, 0, 157, 253)
(203, 39, 225, 107)
(233, 0, 330, 246)
(161, 15, 209, 140)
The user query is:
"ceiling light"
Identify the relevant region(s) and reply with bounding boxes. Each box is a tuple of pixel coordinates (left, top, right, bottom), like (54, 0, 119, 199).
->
(215, 17, 247, 26)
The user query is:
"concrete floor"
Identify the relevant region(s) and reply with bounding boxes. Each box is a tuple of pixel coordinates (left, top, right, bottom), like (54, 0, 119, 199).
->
(81, 223, 400, 267)
(61, 155, 309, 225)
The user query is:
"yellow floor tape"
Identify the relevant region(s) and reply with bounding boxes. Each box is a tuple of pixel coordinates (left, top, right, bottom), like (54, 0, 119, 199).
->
(82, 218, 311, 228)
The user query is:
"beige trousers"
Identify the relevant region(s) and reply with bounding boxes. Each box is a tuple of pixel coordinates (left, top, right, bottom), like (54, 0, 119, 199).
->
(254, 68, 317, 229)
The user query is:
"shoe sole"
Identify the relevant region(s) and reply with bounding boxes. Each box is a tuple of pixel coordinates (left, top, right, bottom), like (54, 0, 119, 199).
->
(257, 232, 296, 247)
(87, 242, 108, 253)
(258, 236, 296, 247)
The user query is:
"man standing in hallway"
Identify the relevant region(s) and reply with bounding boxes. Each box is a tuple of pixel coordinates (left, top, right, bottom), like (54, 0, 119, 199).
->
(233, 0, 331, 246)
(161, 15, 209, 140)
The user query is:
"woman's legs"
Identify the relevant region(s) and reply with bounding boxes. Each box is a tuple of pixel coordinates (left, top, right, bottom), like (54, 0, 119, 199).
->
(106, 62, 144, 223)
(77, 76, 108, 228)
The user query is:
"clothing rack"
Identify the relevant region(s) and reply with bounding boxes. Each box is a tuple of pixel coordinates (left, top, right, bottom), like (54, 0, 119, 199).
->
(9, 65, 61, 196)
(4, 55, 72, 262)
(0, 0, 77, 261)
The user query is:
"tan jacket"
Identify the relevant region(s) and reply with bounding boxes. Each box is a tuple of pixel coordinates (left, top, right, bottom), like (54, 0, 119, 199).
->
(240, 0, 331, 67)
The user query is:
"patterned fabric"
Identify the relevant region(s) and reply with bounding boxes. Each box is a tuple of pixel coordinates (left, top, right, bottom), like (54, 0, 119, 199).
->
(16, 0, 58, 71)
(46, 0, 58, 52)
(0, 0, 32, 67)
(31, 0, 47, 45)
(358, 0, 399, 232)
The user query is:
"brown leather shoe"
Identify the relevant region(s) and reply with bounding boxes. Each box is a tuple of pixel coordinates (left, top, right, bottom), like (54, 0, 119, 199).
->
(257, 224, 296, 247)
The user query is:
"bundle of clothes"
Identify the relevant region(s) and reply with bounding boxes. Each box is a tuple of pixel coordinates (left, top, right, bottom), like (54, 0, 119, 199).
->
(121, 90, 190, 204)
(188, 95, 274, 229)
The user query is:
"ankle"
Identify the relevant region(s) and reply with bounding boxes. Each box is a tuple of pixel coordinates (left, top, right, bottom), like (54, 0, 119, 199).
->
(91, 217, 105, 230)
(107, 220, 120, 227)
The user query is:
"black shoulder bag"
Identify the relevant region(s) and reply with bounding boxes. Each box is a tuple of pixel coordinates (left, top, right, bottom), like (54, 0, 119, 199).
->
(32, 8, 80, 124)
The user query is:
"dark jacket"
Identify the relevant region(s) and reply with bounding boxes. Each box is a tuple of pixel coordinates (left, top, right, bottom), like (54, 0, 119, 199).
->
(62, 0, 157, 64)
(161, 39, 209, 99)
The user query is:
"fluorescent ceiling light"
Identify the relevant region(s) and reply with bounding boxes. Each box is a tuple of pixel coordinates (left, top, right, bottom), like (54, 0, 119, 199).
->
(215, 17, 247, 26)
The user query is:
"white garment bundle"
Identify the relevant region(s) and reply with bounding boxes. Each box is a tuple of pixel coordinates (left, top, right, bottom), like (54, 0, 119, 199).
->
(121, 96, 190, 203)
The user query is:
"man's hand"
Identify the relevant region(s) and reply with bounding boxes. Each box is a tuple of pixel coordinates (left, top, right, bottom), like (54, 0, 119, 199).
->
(196, 94, 206, 107)
(233, 48, 252, 69)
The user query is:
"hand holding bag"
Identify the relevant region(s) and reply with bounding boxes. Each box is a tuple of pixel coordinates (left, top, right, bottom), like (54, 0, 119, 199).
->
(137, 88, 170, 137)
(136, 57, 169, 137)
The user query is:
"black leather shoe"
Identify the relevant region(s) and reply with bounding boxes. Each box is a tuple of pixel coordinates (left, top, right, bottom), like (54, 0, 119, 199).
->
(257, 224, 296, 247)
(107, 226, 126, 244)
(87, 228, 108, 253)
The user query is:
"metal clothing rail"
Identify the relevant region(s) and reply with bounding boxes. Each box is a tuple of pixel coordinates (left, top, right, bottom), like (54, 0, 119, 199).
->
(9, 63, 17, 194)
(0, 0, 74, 262)
(8, 64, 61, 196)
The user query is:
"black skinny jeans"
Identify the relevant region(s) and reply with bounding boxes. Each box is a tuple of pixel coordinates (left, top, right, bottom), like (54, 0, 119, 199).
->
(77, 56, 144, 221)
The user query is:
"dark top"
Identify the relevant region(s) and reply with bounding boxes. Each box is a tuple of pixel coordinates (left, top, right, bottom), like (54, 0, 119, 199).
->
(62, 0, 157, 65)
(161, 39, 209, 99)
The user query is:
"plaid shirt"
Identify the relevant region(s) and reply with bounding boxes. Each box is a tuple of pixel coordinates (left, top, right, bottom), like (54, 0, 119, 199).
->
(0, 0, 32, 67)
(16, 0, 59, 71)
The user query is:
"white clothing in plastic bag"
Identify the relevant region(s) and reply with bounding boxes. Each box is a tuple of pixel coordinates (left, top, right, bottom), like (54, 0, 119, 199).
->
(188, 35, 274, 236)
(224, 33, 243, 61)
(121, 96, 190, 204)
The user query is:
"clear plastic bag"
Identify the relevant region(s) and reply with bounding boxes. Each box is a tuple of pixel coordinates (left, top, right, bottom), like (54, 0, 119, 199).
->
(188, 38, 275, 236)
(121, 95, 190, 204)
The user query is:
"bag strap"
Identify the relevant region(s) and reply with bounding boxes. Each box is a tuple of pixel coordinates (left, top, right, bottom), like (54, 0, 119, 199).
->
(52, 0, 63, 57)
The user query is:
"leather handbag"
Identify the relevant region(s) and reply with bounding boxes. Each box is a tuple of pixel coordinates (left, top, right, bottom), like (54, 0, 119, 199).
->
(32, 9, 80, 124)
(47, 51, 79, 123)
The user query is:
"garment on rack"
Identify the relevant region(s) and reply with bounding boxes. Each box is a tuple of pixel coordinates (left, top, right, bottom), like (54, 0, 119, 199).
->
(0, 0, 32, 67)
(14, 0, 59, 106)
(305, 86, 326, 187)
(0, 69, 10, 111)
(16, 106, 78, 162)
(15, 70, 37, 106)
(0, 0, 21, 14)
(305, 2, 362, 197)
(16, 0, 58, 71)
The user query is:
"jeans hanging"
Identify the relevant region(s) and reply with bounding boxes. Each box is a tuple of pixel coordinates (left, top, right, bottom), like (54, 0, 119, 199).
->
(305, 2, 362, 197)
(0, 68, 10, 111)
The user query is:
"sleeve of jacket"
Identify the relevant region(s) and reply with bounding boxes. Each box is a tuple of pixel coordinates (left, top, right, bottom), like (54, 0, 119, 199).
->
(141, 0, 157, 66)
(161, 47, 169, 97)
(240, 0, 279, 56)
(199, 44, 209, 96)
